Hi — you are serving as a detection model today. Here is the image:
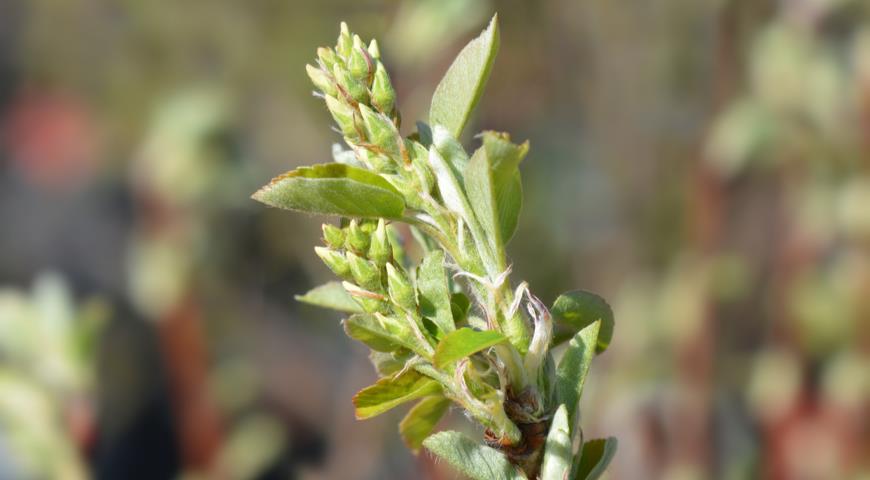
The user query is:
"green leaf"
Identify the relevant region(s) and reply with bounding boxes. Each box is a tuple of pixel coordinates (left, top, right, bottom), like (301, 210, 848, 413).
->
(433, 125, 471, 176)
(572, 437, 617, 480)
(551, 291, 614, 353)
(481, 132, 527, 243)
(465, 145, 503, 262)
(540, 404, 572, 480)
(343, 314, 403, 352)
(368, 350, 412, 377)
(343, 313, 431, 357)
(434, 327, 506, 369)
(422, 431, 524, 480)
(295, 282, 363, 313)
(399, 395, 450, 452)
(429, 140, 474, 223)
(417, 250, 456, 336)
(252, 163, 405, 219)
(353, 370, 442, 419)
(429, 14, 500, 139)
(450, 292, 472, 324)
(556, 320, 600, 429)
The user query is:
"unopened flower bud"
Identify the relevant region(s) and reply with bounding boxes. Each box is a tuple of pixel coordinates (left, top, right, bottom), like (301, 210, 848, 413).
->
(322, 224, 345, 249)
(359, 104, 399, 156)
(333, 63, 369, 105)
(324, 95, 359, 140)
(347, 251, 381, 291)
(358, 149, 394, 172)
(342, 281, 387, 313)
(317, 47, 340, 71)
(315, 246, 351, 278)
(306, 64, 337, 97)
(386, 263, 415, 310)
(348, 35, 372, 81)
(337, 22, 353, 58)
(368, 219, 391, 265)
(360, 219, 378, 234)
(371, 62, 396, 114)
(387, 226, 408, 266)
(411, 147, 435, 194)
(368, 39, 381, 59)
(345, 219, 370, 253)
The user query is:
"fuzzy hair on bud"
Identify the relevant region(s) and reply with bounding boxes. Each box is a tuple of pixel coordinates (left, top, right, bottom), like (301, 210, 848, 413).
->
(370, 62, 396, 114)
(314, 246, 351, 279)
(345, 219, 371, 253)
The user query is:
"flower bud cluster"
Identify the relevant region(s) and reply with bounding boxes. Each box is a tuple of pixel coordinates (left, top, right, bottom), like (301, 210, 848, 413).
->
(306, 23, 438, 211)
(306, 24, 402, 166)
(316, 219, 420, 316)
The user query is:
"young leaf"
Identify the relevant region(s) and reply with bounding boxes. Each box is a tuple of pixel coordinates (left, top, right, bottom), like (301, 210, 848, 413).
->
(251, 163, 405, 219)
(465, 145, 504, 263)
(343, 314, 404, 352)
(429, 14, 500, 139)
(433, 327, 506, 368)
(369, 350, 412, 377)
(353, 370, 442, 419)
(344, 313, 432, 358)
(481, 131, 527, 243)
(399, 395, 451, 452)
(417, 250, 456, 336)
(540, 404, 572, 480)
(433, 125, 470, 175)
(551, 291, 614, 353)
(422, 430, 525, 480)
(295, 282, 363, 313)
(556, 320, 600, 429)
(572, 438, 618, 480)
(429, 143, 473, 223)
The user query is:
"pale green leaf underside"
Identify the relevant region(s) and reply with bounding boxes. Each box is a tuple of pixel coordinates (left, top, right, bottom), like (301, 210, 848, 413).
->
(482, 131, 527, 243)
(344, 314, 430, 357)
(465, 145, 504, 261)
(399, 395, 450, 452)
(429, 14, 500, 139)
(353, 370, 442, 419)
(251, 163, 405, 219)
(417, 250, 456, 336)
(423, 431, 525, 480)
(556, 320, 600, 429)
(540, 404, 571, 480)
(551, 290, 614, 352)
(434, 327, 507, 368)
(573, 437, 618, 480)
(295, 281, 363, 313)
(343, 314, 402, 353)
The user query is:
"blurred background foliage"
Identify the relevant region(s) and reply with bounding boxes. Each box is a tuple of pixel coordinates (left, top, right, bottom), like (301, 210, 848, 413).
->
(0, 0, 867, 478)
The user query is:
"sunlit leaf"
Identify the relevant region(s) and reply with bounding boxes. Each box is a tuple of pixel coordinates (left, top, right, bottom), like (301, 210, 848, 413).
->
(423, 430, 524, 480)
(551, 291, 613, 353)
(353, 370, 442, 419)
(252, 163, 405, 219)
(417, 250, 456, 337)
(399, 395, 450, 452)
(430, 15, 500, 139)
(434, 328, 506, 368)
(540, 404, 571, 480)
(556, 321, 600, 428)
(343, 314, 403, 352)
(295, 282, 363, 313)
(481, 131, 527, 243)
(465, 132, 528, 256)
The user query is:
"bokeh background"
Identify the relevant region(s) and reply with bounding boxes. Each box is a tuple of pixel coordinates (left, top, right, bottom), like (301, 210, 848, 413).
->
(0, 0, 868, 478)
